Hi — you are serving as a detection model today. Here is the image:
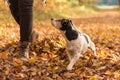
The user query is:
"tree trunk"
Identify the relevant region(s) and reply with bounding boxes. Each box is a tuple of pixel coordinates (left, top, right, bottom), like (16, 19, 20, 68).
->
(78, 0, 84, 5)
(119, 0, 120, 6)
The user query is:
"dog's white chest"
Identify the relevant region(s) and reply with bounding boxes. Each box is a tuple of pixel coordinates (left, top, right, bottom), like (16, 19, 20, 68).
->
(67, 38, 81, 51)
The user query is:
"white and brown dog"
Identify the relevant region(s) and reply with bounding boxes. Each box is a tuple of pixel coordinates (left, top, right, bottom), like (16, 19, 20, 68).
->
(51, 18, 96, 70)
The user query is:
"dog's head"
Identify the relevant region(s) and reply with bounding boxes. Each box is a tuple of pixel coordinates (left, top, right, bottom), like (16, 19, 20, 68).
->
(51, 18, 73, 31)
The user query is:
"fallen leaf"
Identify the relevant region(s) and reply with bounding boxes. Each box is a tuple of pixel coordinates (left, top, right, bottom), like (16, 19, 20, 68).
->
(1, 52, 8, 59)
(41, 53, 48, 61)
(28, 56, 37, 64)
(64, 72, 77, 78)
(12, 58, 23, 66)
(89, 75, 97, 80)
(105, 70, 112, 75)
(47, 77, 53, 80)
(114, 72, 120, 80)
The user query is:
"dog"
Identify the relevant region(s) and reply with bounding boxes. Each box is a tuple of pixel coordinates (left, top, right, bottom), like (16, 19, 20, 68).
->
(51, 18, 96, 70)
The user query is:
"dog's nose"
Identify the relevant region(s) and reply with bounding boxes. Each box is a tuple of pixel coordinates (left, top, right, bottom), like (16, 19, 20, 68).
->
(51, 18, 54, 20)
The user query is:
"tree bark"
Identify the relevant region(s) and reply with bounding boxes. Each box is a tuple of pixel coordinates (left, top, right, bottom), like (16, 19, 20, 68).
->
(78, 0, 84, 5)
(119, 0, 120, 6)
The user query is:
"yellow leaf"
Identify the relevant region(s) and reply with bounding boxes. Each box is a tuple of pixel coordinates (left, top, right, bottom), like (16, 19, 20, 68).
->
(47, 77, 53, 80)
(89, 75, 97, 80)
(53, 66, 59, 70)
(84, 56, 90, 60)
(98, 50, 109, 58)
(105, 70, 111, 75)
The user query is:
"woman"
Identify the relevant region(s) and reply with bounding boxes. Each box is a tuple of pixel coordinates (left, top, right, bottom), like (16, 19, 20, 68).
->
(9, 0, 39, 58)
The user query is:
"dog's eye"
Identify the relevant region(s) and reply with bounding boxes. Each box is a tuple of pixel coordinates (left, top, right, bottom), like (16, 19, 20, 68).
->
(62, 21, 68, 26)
(61, 19, 69, 26)
(63, 22, 67, 25)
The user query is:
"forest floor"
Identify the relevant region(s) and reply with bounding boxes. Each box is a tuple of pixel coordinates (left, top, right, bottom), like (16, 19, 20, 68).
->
(0, 9, 120, 80)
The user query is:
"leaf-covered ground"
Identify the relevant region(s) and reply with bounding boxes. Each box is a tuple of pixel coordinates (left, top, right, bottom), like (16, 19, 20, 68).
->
(0, 10, 120, 80)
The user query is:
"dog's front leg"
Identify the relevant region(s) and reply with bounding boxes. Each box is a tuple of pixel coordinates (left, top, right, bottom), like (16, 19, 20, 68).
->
(66, 50, 72, 61)
(67, 52, 81, 70)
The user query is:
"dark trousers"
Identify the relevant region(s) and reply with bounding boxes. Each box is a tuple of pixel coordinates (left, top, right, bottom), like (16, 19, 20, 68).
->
(9, 0, 34, 42)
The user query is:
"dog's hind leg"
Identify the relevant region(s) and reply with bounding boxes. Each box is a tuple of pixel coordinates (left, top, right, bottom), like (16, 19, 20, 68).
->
(89, 42, 96, 57)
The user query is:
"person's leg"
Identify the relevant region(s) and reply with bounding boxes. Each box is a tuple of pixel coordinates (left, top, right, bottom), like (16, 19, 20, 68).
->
(9, 0, 20, 24)
(9, 0, 38, 58)
(18, 0, 34, 58)
(9, 0, 38, 42)
(18, 0, 34, 42)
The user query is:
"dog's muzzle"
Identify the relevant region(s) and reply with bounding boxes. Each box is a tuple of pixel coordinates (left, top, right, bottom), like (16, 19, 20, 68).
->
(51, 18, 56, 26)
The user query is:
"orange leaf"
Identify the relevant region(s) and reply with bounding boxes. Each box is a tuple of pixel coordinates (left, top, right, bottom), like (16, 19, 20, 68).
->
(1, 52, 8, 59)
(28, 57, 37, 64)
(41, 53, 48, 61)
(12, 58, 23, 66)
(114, 72, 120, 80)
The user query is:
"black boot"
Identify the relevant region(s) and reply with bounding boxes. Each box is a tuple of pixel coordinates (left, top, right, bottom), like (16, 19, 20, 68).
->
(19, 30, 39, 58)
(20, 41, 30, 58)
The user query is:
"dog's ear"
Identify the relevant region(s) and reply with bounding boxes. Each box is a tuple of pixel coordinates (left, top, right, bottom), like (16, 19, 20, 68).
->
(60, 19, 69, 31)
(69, 20, 72, 24)
(69, 20, 74, 26)
(61, 19, 69, 26)
(60, 19, 73, 31)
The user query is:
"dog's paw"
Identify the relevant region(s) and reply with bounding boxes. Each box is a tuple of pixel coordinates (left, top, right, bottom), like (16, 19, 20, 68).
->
(67, 65, 73, 70)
